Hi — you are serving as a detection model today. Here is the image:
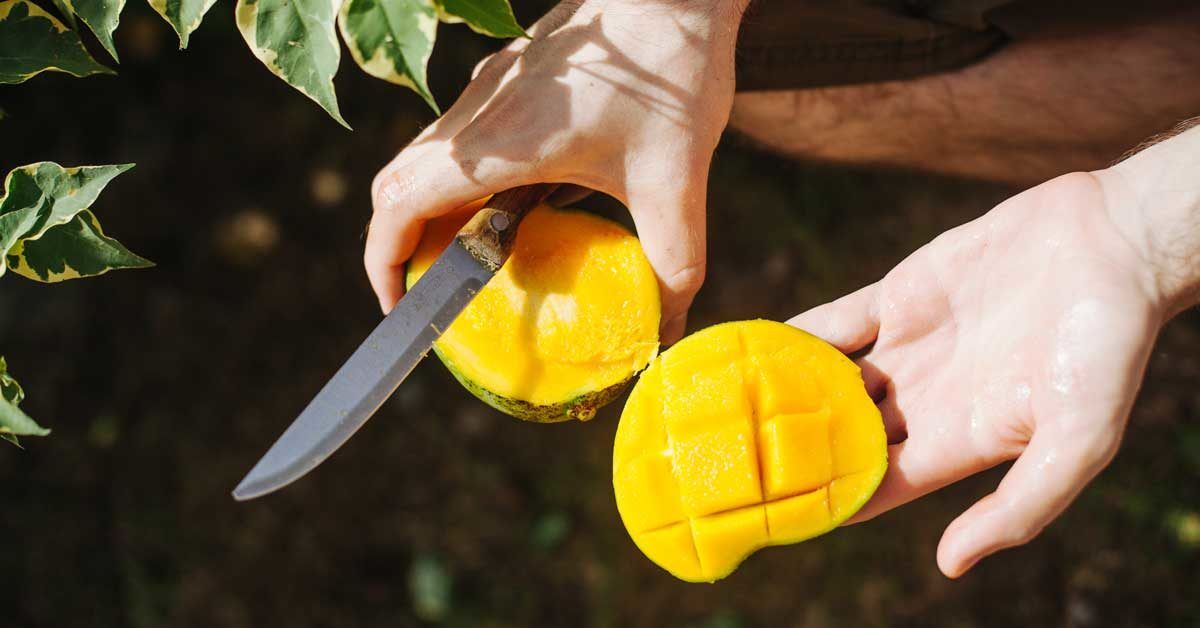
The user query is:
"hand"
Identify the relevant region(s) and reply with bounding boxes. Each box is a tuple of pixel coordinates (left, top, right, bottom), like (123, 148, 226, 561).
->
(365, 0, 748, 343)
(791, 139, 1200, 577)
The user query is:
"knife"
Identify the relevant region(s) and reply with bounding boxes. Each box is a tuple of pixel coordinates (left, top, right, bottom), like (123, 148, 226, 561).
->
(233, 183, 559, 501)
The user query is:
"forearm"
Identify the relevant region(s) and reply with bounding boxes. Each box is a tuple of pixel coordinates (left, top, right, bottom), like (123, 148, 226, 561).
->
(729, 3, 1200, 185)
(1097, 120, 1200, 319)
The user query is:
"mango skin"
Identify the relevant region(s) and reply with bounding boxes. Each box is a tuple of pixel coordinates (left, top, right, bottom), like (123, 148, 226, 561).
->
(612, 319, 888, 582)
(406, 203, 660, 422)
(434, 345, 634, 422)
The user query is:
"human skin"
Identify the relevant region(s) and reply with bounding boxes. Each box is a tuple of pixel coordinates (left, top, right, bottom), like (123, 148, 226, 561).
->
(730, 2, 1200, 185)
(366, 0, 1200, 577)
(790, 123, 1200, 577)
(365, 0, 750, 343)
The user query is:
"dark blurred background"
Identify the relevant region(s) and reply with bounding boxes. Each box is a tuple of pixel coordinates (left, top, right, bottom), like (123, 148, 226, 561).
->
(2, 1, 1199, 626)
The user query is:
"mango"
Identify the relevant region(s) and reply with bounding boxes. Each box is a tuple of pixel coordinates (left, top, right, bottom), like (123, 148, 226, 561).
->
(407, 204, 660, 422)
(613, 320, 887, 582)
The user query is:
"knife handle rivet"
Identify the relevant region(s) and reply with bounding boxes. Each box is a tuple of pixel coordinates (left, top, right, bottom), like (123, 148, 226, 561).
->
(489, 212, 511, 233)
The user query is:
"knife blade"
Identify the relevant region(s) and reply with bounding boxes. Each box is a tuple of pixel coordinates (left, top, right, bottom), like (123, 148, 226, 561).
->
(233, 184, 558, 501)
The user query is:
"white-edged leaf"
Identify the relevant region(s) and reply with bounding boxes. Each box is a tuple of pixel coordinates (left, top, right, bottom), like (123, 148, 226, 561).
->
(72, 0, 125, 61)
(0, 206, 40, 265)
(0, 0, 112, 84)
(339, 0, 438, 112)
(147, 0, 217, 48)
(8, 209, 153, 282)
(434, 0, 523, 38)
(49, 0, 76, 27)
(0, 162, 150, 280)
(236, 0, 349, 128)
(0, 357, 50, 447)
(0, 162, 132, 239)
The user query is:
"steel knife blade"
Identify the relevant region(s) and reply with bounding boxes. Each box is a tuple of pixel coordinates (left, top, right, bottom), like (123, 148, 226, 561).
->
(233, 184, 558, 501)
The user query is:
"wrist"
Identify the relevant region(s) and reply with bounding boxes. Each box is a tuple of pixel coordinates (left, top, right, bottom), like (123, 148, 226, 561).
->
(1095, 121, 1200, 320)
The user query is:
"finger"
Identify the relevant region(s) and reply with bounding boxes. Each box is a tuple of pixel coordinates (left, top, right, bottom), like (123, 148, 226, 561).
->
(845, 431, 999, 525)
(545, 184, 594, 207)
(471, 53, 498, 80)
(854, 356, 890, 402)
(367, 142, 530, 312)
(787, 283, 881, 354)
(876, 389, 908, 444)
(626, 182, 707, 345)
(936, 427, 1118, 578)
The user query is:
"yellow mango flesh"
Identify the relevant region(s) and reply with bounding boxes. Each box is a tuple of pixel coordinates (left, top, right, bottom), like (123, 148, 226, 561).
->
(613, 320, 888, 581)
(407, 204, 660, 419)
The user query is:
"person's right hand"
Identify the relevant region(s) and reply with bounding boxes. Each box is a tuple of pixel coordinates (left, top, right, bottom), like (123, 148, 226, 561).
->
(366, 0, 749, 343)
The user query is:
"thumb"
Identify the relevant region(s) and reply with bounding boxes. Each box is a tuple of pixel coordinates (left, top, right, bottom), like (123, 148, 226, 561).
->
(626, 180, 707, 345)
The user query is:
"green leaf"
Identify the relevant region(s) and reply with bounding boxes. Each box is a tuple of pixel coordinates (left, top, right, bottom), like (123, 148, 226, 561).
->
(0, 356, 50, 447)
(339, 0, 438, 112)
(0, 206, 40, 261)
(0, 0, 113, 84)
(236, 0, 349, 128)
(147, 0, 217, 48)
(0, 162, 150, 281)
(49, 0, 76, 27)
(0, 357, 25, 405)
(0, 162, 132, 238)
(434, 0, 523, 38)
(8, 209, 153, 281)
(71, 0, 125, 61)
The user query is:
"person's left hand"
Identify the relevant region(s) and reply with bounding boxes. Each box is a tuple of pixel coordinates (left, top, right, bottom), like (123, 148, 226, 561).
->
(789, 172, 1166, 577)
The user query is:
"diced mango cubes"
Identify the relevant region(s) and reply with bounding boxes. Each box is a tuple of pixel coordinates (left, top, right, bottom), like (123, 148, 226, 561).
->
(672, 417, 762, 516)
(612, 320, 888, 582)
(759, 408, 833, 499)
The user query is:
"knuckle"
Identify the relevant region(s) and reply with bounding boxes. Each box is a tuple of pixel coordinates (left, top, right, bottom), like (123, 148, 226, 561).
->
(666, 261, 706, 295)
(1008, 520, 1046, 547)
(471, 53, 496, 79)
(370, 170, 394, 210)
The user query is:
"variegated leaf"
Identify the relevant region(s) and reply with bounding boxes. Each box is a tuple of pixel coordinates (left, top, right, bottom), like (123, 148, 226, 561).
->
(339, 0, 438, 112)
(8, 210, 153, 282)
(236, 0, 349, 128)
(0, 162, 150, 281)
(0, 0, 112, 84)
(72, 0, 125, 61)
(0, 162, 132, 238)
(434, 0, 523, 38)
(148, 0, 217, 48)
(49, 0, 76, 27)
(0, 357, 50, 447)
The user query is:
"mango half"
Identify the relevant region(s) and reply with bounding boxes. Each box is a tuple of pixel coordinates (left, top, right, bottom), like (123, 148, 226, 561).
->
(613, 320, 888, 582)
(406, 204, 660, 422)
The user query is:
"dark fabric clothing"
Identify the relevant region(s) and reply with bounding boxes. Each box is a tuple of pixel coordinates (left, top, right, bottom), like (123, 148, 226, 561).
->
(732, 0, 1186, 91)
(734, 0, 1013, 91)
(729, 0, 1012, 91)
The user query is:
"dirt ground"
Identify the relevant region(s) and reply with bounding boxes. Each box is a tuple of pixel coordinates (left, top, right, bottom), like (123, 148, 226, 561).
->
(2, 3, 1198, 627)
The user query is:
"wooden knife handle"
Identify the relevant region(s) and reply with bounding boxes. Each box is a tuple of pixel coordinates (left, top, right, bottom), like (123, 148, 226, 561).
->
(456, 183, 560, 271)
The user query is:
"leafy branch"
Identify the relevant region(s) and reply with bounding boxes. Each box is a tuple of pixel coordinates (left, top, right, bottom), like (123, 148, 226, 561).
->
(0, 0, 525, 125)
(0, 162, 151, 445)
(0, 0, 521, 445)
(0, 357, 49, 446)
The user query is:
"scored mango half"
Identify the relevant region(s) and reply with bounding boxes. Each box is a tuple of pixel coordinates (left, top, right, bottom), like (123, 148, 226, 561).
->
(407, 203, 660, 422)
(613, 319, 888, 582)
